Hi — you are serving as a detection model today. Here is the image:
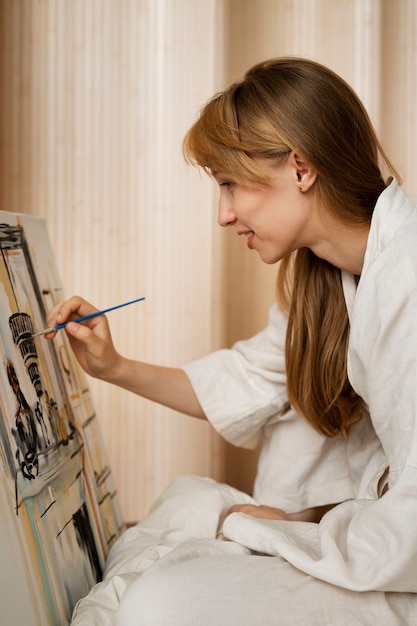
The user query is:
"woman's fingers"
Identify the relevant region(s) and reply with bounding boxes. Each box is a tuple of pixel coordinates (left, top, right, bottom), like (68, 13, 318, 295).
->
(45, 296, 101, 339)
(54, 296, 98, 326)
(228, 504, 289, 520)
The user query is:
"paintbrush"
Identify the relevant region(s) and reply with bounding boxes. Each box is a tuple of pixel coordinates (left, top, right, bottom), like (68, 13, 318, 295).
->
(32, 296, 146, 338)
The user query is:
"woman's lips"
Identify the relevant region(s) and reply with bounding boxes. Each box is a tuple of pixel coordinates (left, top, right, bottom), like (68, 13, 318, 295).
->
(246, 231, 255, 249)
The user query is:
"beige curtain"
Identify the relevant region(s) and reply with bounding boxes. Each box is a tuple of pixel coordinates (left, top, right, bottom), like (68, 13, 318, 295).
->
(1, 0, 416, 521)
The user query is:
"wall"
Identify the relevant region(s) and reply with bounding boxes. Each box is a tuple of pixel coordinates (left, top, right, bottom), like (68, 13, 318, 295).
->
(1, 0, 416, 520)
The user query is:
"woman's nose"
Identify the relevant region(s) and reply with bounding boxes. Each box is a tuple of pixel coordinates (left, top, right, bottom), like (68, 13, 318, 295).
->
(217, 198, 237, 227)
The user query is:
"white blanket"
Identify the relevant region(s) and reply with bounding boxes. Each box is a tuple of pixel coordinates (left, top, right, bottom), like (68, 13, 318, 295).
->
(70, 476, 416, 625)
(70, 475, 253, 624)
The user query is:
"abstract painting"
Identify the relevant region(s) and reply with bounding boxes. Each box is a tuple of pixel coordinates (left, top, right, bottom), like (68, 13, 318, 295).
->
(0, 212, 123, 625)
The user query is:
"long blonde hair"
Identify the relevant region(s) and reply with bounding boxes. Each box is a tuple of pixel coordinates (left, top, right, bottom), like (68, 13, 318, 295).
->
(183, 57, 400, 437)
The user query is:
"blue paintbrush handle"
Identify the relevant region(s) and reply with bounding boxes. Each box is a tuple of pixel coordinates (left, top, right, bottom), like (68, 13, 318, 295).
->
(33, 297, 145, 337)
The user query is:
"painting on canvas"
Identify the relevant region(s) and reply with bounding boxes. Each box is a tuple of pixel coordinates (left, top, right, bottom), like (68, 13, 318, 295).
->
(0, 212, 123, 625)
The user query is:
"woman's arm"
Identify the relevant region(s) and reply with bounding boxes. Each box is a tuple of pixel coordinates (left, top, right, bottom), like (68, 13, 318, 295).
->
(228, 502, 339, 523)
(46, 296, 206, 419)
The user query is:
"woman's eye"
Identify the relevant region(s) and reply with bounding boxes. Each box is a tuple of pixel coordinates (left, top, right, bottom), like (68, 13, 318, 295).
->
(220, 181, 234, 188)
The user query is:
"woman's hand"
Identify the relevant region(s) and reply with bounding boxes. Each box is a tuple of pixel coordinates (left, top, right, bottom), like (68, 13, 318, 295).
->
(45, 296, 121, 380)
(228, 504, 290, 521)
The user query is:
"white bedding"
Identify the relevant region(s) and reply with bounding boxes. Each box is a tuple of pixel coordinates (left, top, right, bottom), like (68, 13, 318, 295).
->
(70, 475, 417, 625)
(70, 476, 254, 624)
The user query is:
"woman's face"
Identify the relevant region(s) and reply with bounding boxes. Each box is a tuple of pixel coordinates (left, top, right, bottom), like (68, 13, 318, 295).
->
(215, 154, 319, 265)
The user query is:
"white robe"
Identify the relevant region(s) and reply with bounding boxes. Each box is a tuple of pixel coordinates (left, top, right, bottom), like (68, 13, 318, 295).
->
(184, 179, 417, 592)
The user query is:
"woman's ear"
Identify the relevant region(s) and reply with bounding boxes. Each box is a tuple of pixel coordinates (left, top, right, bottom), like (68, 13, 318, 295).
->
(289, 150, 317, 192)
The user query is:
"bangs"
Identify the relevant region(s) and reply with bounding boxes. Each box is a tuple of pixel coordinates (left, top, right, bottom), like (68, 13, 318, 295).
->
(183, 90, 270, 187)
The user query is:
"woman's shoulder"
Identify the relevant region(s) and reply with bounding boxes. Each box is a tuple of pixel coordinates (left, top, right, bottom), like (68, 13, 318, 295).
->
(362, 182, 417, 278)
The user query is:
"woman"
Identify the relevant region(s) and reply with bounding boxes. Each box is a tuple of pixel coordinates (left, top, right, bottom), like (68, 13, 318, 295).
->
(56, 58, 417, 624)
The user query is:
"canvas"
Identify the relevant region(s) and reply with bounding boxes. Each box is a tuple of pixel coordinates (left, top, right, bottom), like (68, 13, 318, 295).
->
(0, 212, 123, 626)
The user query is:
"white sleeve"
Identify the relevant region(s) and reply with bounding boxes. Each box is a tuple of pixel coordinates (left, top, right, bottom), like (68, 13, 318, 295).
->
(184, 305, 371, 513)
(182, 305, 289, 448)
